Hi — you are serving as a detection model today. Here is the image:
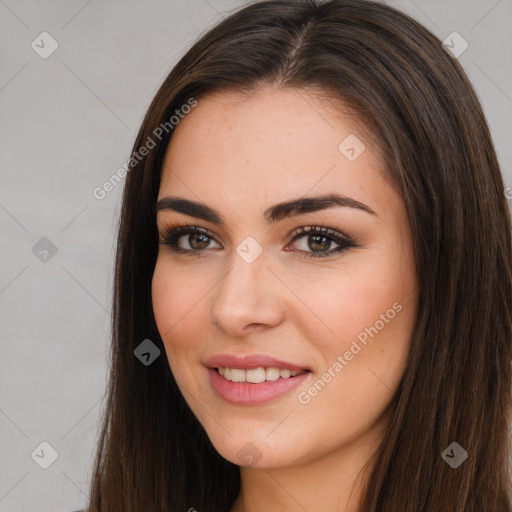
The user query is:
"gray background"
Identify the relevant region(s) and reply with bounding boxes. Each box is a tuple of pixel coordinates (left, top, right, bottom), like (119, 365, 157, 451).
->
(0, 0, 510, 511)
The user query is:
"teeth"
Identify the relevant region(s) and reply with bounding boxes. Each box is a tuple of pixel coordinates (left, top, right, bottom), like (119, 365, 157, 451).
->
(229, 368, 246, 382)
(265, 367, 280, 381)
(217, 366, 303, 383)
(246, 368, 266, 383)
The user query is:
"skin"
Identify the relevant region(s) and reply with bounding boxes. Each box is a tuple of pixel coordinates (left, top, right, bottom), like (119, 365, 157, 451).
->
(151, 86, 419, 511)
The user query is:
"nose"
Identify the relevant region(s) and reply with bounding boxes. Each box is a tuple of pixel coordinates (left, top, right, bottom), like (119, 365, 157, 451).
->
(209, 247, 285, 336)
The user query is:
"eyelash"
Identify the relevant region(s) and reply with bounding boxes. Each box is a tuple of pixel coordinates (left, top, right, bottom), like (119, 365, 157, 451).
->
(158, 222, 359, 259)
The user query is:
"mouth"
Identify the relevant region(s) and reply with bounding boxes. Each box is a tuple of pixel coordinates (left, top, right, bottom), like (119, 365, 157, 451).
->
(204, 353, 312, 405)
(214, 366, 308, 383)
(207, 365, 311, 405)
(204, 353, 311, 373)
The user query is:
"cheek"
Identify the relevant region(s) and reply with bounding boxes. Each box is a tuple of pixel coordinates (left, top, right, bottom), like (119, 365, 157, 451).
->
(295, 272, 416, 445)
(151, 261, 207, 363)
(302, 242, 417, 389)
(308, 256, 413, 343)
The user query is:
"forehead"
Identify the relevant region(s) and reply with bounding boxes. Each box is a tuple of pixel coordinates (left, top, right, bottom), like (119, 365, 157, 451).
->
(157, 87, 398, 221)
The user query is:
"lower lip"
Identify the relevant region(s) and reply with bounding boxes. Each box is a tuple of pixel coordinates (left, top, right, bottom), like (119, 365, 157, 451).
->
(207, 368, 310, 405)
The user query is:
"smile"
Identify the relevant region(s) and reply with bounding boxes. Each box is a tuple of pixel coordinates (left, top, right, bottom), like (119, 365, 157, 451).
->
(208, 367, 310, 405)
(217, 366, 304, 383)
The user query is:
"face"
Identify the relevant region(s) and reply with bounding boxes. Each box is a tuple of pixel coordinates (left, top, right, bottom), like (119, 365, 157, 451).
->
(151, 87, 419, 469)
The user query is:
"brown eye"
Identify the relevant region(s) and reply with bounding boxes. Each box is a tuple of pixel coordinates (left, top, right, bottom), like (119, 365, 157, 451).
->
(182, 233, 212, 251)
(295, 234, 336, 253)
(289, 226, 357, 259)
(159, 225, 220, 255)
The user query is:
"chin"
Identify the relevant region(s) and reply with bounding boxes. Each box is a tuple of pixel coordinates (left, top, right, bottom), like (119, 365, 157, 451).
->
(206, 429, 305, 469)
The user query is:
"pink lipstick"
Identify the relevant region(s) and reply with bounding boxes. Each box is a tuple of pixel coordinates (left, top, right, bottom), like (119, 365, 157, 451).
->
(205, 353, 311, 405)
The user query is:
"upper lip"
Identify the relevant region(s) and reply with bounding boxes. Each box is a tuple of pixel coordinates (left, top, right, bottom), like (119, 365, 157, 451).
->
(205, 354, 311, 372)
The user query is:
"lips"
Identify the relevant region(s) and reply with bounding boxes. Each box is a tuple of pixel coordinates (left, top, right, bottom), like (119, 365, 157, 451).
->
(204, 353, 312, 405)
(207, 367, 310, 405)
(204, 353, 311, 372)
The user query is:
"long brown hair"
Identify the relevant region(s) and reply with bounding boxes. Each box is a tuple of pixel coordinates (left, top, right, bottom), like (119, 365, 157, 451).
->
(86, 1, 512, 510)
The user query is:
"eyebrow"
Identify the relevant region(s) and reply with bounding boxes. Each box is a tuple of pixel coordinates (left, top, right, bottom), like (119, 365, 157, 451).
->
(154, 193, 377, 225)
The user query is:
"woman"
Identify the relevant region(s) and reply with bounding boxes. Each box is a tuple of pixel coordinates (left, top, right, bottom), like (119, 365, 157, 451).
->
(84, 0, 512, 510)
